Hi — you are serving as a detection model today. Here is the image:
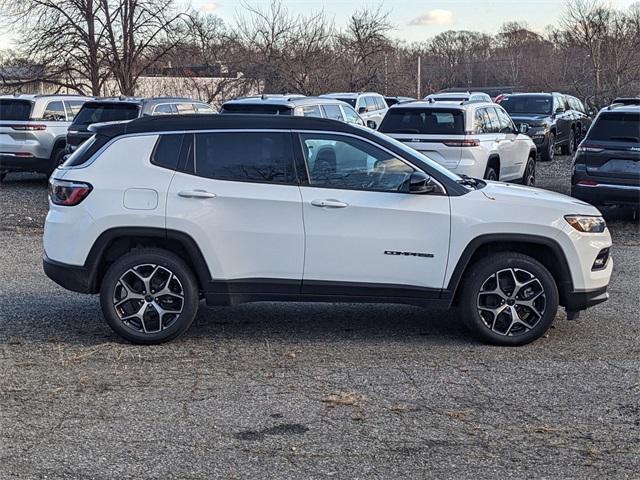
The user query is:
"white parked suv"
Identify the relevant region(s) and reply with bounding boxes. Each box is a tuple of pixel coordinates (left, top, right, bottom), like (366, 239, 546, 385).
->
(43, 114, 612, 346)
(379, 100, 537, 184)
(424, 91, 492, 103)
(320, 92, 388, 129)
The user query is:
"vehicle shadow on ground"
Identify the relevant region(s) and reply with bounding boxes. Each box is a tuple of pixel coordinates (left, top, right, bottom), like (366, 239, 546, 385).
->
(0, 292, 473, 347)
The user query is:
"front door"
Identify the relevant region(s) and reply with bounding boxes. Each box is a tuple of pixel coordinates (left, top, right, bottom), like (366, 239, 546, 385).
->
(296, 132, 451, 296)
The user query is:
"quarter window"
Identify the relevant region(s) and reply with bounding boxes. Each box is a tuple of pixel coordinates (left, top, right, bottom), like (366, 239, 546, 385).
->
(42, 101, 66, 121)
(299, 133, 414, 192)
(193, 132, 296, 184)
(152, 134, 183, 169)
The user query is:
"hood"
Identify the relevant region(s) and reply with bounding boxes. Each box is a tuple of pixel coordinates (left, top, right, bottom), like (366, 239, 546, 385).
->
(478, 181, 600, 215)
(508, 114, 551, 125)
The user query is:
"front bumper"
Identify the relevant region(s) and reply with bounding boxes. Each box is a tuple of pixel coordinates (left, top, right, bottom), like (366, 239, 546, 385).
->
(43, 254, 93, 293)
(0, 153, 50, 173)
(564, 285, 609, 311)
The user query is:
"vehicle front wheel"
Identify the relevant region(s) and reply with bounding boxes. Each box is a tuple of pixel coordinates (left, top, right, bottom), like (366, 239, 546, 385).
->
(99, 248, 200, 344)
(520, 156, 536, 186)
(540, 132, 555, 161)
(459, 253, 559, 346)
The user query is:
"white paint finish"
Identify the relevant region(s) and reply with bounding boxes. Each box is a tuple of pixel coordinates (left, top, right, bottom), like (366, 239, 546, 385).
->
(300, 186, 451, 288)
(166, 172, 305, 280)
(123, 188, 159, 210)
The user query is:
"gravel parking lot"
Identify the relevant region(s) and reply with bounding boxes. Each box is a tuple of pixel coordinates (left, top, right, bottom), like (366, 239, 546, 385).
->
(1, 156, 638, 479)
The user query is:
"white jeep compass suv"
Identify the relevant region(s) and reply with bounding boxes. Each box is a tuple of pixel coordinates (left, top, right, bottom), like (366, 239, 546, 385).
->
(379, 100, 537, 184)
(43, 114, 612, 346)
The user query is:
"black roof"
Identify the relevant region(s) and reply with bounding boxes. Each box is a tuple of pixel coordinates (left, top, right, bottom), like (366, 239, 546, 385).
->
(93, 113, 363, 139)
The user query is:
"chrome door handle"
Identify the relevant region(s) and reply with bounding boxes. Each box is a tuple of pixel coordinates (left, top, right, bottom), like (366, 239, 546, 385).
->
(178, 189, 217, 199)
(311, 199, 348, 208)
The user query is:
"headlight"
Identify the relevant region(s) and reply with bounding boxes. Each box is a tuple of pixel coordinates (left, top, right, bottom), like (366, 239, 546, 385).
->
(564, 215, 606, 233)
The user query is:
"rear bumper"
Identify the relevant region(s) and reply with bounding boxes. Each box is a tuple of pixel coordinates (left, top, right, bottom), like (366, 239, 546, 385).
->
(0, 153, 50, 173)
(43, 254, 93, 294)
(564, 285, 609, 312)
(572, 182, 640, 206)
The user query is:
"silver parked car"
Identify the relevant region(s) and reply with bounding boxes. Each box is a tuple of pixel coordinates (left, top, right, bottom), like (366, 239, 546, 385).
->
(0, 94, 92, 180)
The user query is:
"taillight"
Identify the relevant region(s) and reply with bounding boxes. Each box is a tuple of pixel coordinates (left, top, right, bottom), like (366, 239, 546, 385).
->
(10, 124, 46, 131)
(49, 178, 93, 206)
(443, 139, 480, 147)
(577, 144, 604, 153)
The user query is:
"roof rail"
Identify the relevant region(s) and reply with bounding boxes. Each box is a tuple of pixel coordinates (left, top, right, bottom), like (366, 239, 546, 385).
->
(460, 99, 487, 105)
(611, 97, 640, 106)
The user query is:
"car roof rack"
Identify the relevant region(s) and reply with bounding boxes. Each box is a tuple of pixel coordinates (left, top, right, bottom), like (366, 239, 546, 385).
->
(611, 97, 640, 106)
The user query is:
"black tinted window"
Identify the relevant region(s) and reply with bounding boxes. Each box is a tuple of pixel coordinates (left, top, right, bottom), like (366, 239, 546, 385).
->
(73, 103, 139, 125)
(152, 134, 183, 169)
(380, 108, 464, 134)
(63, 134, 110, 167)
(500, 96, 552, 115)
(194, 132, 295, 183)
(220, 103, 293, 115)
(587, 113, 640, 143)
(0, 99, 32, 120)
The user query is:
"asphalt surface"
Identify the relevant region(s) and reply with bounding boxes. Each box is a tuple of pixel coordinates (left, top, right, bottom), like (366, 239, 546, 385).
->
(0, 156, 638, 479)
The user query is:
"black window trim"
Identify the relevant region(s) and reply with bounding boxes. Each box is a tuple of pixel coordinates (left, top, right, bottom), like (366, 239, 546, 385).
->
(150, 133, 185, 170)
(292, 129, 447, 196)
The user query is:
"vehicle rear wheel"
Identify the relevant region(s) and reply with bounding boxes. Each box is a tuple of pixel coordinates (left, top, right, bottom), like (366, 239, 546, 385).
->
(459, 253, 559, 346)
(561, 129, 575, 155)
(520, 156, 536, 186)
(484, 165, 499, 181)
(99, 248, 200, 344)
(540, 132, 555, 161)
(48, 148, 66, 175)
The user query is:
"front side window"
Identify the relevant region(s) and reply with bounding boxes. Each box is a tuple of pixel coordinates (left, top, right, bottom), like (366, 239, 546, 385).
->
(42, 101, 66, 121)
(364, 96, 377, 111)
(341, 105, 363, 125)
(299, 133, 414, 192)
(496, 107, 515, 133)
(194, 131, 296, 184)
(322, 104, 343, 121)
(196, 103, 214, 113)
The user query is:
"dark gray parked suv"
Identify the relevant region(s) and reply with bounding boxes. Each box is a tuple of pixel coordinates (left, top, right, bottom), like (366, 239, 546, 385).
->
(67, 97, 214, 153)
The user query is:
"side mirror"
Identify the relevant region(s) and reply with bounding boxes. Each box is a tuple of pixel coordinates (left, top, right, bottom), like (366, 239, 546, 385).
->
(366, 120, 377, 129)
(519, 123, 529, 134)
(408, 171, 435, 194)
(358, 106, 367, 114)
(555, 107, 565, 114)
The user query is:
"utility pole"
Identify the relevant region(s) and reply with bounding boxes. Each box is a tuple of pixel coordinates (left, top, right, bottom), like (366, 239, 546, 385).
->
(417, 56, 421, 99)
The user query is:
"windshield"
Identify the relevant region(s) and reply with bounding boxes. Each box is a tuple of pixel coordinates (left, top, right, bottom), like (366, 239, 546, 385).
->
(72, 103, 139, 126)
(363, 126, 462, 182)
(587, 112, 640, 143)
(380, 108, 465, 135)
(0, 99, 32, 120)
(499, 96, 552, 115)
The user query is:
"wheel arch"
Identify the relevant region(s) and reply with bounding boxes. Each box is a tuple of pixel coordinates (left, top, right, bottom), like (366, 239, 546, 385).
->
(50, 137, 67, 159)
(84, 227, 211, 293)
(446, 234, 574, 308)
(486, 154, 500, 177)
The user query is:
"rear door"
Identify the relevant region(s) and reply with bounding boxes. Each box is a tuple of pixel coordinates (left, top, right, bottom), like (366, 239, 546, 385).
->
(166, 130, 305, 287)
(553, 94, 571, 144)
(495, 106, 526, 180)
(582, 111, 640, 185)
(296, 131, 451, 293)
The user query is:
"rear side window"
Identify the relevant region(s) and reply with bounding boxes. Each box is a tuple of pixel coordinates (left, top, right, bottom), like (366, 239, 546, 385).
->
(375, 97, 386, 110)
(587, 113, 640, 143)
(485, 108, 501, 133)
(152, 134, 183, 169)
(474, 108, 492, 133)
(298, 105, 323, 118)
(42, 101, 66, 121)
(322, 104, 343, 121)
(73, 103, 140, 125)
(379, 108, 464, 135)
(153, 104, 175, 115)
(0, 99, 32, 120)
(63, 134, 110, 167)
(176, 103, 196, 114)
(193, 131, 295, 184)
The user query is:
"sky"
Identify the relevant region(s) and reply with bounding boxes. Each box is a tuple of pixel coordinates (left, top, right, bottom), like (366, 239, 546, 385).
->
(1, 0, 639, 48)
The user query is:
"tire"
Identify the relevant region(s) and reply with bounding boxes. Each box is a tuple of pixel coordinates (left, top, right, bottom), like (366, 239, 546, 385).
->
(48, 148, 66, 175)
(484, 164, 499, 181)
(540, 132, 555, 161)
(520, 156, 536, 186)
(561, 129, 575, 156)
(459, 252, 559, 346)
(99, 248, 200, 344)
